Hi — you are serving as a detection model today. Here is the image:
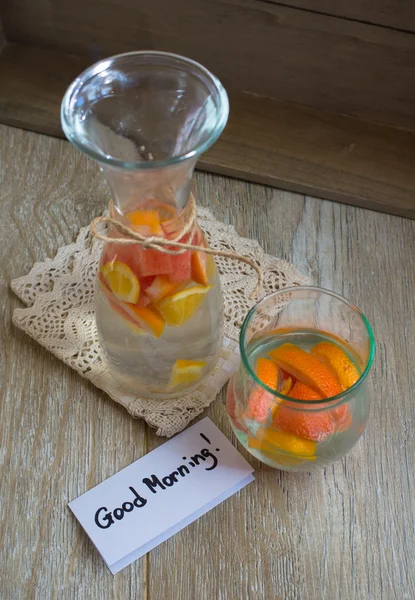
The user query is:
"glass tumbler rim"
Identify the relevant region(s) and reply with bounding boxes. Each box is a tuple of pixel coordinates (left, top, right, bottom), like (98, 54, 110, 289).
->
(60, 50, 229, 170)
(239, 285, 375, 405)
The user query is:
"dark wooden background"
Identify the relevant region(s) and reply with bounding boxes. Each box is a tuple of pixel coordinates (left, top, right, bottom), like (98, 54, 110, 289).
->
(1, 0, 415, 217)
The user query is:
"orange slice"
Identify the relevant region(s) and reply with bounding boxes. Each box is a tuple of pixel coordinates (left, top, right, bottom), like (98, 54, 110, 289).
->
(273, 404, 334, 442)
(255, 427, 316, 457)
(311, 341, 360, 391)
(99, 274, 145, 335)
(126, 305, 165, 338)
(157, 285, 212, 326)
(145, 275, 181, 302)
(101, 261, 140, 304)
(269, 343, 341, 398)
(277, 381, 334, 441)
(125, 209, 163, 235)
(248, 438, 316, 466)
(280, 375, 293, 396)
(256, 357, 279, 390)
(288, 381, 322, 401)
(169, 359, 207, 388)
(191, 250, 209, 286)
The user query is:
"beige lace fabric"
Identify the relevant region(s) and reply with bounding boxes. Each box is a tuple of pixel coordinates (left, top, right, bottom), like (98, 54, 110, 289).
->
(11, 207, 311, 437)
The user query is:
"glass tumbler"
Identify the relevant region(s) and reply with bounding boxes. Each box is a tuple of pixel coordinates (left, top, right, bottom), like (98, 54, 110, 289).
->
(227, 286, 375, 471)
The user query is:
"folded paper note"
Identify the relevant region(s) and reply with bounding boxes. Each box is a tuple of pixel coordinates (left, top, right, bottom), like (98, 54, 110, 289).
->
(69, 417, 255, 573)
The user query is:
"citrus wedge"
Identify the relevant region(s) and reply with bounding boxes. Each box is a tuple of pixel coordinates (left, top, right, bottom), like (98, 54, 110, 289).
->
(101, 261, 140, 304)
(169, 359, 207, 388)
(273, 405, 334, 442)
(242, 358, 279, 421)
(269, 343, 341, 398)
(99, 274, 145, 335)
(288, 381, 322, 401)
(126, 305, 165, 338)
(280, 375, 293, 396)
(125, 209, 163, 235)
(311, 341, 360, 391)
(243, 389, 275, 422)
(272, 380, 335, 442)
(157, 285, 212, 326)
(256, 357, 279, 390)
(248, 438, 316, 465)
(255, 427, 316, 457)
(145, 275, 181, 302)
(191, 250, 209, 286)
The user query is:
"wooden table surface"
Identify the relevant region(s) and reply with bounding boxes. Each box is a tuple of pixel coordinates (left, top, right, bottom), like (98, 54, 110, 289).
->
(1, 124, 414, 600)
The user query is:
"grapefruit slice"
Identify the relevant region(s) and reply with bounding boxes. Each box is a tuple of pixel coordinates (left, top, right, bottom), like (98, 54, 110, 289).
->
(243, 358, 279, 422)
(145, 275, 181, 302)
(98, 274, 145, 335)
(311, 341, 360, 391)
(288, 381, 322, 401)
(227, 383, 249, 433)
(273, 404, 334, 442)
(269, 344, 342, 398)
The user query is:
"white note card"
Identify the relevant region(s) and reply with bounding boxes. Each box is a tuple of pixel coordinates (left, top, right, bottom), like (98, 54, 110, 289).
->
(69, 417, 255, 573)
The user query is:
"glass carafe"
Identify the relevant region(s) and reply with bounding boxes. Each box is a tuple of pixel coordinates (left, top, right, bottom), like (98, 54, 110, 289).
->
(61, 51, 229, 397)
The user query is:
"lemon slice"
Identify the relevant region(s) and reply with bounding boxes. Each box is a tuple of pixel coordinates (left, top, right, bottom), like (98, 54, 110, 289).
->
(102, 261, 140, 304)
(169, 360, 207, 388)
(156, 285, 212, 327)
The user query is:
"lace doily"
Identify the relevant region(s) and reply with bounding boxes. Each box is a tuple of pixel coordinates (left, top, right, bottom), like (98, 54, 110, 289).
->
(11, 207, 311, 437)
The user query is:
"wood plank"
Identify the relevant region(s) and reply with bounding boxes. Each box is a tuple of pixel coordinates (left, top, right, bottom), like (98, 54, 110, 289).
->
(266, 0, 415, 33)
(0, 125, 148, 599)
(0, 44, 88, 136)
(148, 171, 415, 600)
(0, 18, 5, 53)
(1, 44, 414, 219)
(200, 93, 415, 219)
(1, 124, 415, 599)
(1, 0, 415, 129)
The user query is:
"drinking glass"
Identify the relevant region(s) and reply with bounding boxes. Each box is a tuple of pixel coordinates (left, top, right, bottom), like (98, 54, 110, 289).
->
(227, 286, 375, 471)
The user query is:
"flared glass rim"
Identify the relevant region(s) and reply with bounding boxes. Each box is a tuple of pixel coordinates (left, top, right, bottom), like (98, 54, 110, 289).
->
(60, 50, 229, 170)
(239, 285, 375, 405)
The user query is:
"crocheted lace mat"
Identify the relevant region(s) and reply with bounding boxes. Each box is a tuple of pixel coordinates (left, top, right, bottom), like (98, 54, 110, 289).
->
(11, 206, 311, 437)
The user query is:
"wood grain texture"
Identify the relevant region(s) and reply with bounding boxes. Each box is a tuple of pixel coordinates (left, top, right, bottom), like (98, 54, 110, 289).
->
(1, 44, 415, 219)
(1, 0, 415, 129)
(0, 19, 5, 53)
(266, 0, 415, 33)
(1, 125, 415, 599)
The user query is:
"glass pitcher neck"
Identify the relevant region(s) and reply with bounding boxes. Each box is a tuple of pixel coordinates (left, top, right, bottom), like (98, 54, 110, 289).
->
(61, 51, 228, 173)
(101, 156, 197, 214)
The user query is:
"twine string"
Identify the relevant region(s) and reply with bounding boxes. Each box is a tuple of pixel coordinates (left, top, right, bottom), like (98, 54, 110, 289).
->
(90, 195, 263, 298)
